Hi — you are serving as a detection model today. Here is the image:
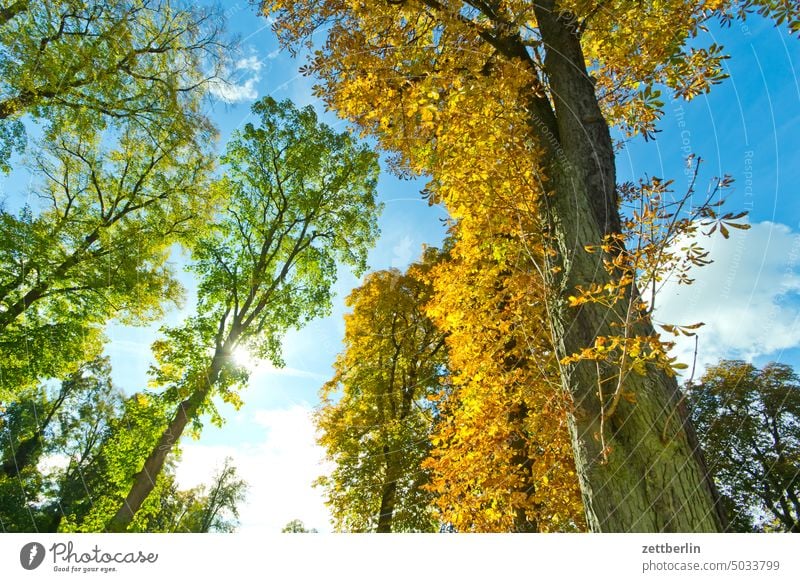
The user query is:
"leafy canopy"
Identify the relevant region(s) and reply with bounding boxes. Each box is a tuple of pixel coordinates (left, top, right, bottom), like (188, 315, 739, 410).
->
(689, 360, 800, 532)
(0, 120, 216, 399)
(104, 95, 382, 531)
(0, 0, 226, 398)
(150, 96, 382, 420)
(0, 0, 224, 171)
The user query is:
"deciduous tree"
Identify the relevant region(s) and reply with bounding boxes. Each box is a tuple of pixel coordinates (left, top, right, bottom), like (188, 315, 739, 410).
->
(0, 356, 126, 532)
(146, 457, 247, 533)
(262, 0, 796, 531)
(688, 360, 800, 532)
(282, 519, 318, 533)
(423, 216, 584, 532)
(106, 96, 381, 531)
(0, 0, 226, 397)
(315, 249, 446, 532)
(0, 124, 215, 398)
(0, 0, 224, 171)
(0, 357, 116, 480)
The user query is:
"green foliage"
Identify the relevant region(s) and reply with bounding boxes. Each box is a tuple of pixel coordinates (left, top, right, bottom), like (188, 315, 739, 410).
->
(0, 321, 105, 403)
(688, 360, 800, 532)
(0, 357, 124, 531)
(197, 95, 381, 331)
(0, 359, 247, 532)
(0, 0, 225, 400)
(59, 390, 169, 532)
(0, 0, 224, 169)
(104, 95, 382, 530)
(0, 3, 387, 534)
(0, 118, 23, 172)
(0, 393, 48, 531)
(136, 457, 247, 533)
(151, 95, 381, 420)
(0, 109, 217, 399)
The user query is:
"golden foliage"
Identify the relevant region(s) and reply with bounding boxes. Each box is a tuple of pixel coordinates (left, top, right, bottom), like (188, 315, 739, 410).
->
(424, 220, 585, 531)
(562, 162, 749, 457)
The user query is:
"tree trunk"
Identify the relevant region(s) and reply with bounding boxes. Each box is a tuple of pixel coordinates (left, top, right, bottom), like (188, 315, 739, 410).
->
(105, 355, 224, 532)
(376, 479, 397, 533)
(376, 440, 399, 533)
(530, 0, 725, 532)
(1, 387, 68, 478)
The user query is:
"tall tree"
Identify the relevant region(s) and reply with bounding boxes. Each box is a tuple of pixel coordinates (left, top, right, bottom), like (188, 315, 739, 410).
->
(106, 96, 381, 531)
(0, 0, 226, 397)
(0, 356, 124, 532)
(0, 357, 115, 480)
(316, 249, 446, 533)
(51, 389, 218, 533)
(688, 360, 800, 532)
(262, 0, 797, 531)
(0, 359, 246, 533)
(282, 519, 318, 533)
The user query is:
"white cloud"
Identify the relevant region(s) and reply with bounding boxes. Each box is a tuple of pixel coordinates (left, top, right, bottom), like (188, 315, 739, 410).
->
(390, 234, 414, 270)
(208, 52, 267, 104)
(175, 405, 332, 533)
(653, 220, 800, 374)
(208, 77, 260, 104)
(235, 55, 263, 72)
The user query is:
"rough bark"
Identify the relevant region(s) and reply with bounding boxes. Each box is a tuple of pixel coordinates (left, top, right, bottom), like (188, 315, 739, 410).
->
(376, 475, 397, 533)
(530, 0, 725, 532)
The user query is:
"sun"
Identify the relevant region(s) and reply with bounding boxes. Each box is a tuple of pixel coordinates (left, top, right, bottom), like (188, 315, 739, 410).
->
(231, 346, 279, 373)
(232, 345, 257, 370)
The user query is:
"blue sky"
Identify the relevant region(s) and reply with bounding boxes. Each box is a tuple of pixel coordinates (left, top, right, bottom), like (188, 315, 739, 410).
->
(617, 16, 800, 375)
(3, 4, 798, 532)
